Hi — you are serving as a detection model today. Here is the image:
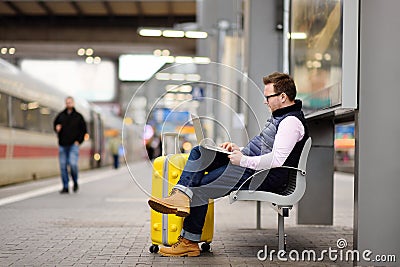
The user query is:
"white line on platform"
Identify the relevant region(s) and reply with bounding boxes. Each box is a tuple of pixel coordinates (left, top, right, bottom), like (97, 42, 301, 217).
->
(105, 197, 145, 203)
(0, 170, 116, 207)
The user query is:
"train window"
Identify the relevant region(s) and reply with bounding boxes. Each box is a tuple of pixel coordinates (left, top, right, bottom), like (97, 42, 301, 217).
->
(0, 93, 8, 126)
(25, 103, 41, 131)
(39, 106, 55, 133)
(11, 97, 25, 129)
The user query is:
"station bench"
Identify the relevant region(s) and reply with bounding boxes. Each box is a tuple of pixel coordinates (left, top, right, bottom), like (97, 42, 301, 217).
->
(228, 137, 312, 251)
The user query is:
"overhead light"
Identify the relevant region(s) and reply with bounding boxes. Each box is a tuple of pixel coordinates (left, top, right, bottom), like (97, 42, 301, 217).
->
(186, 74, 201, 81)
(165, 84, 179, 91)
(288, 32, 307, 39)
(155, 73, 170, 80)
(139, 28, 208, 39)
(312, 61, 321, 68)
(193, 57, 211, 64)
(185, 31, 208, 39)
(94, 56, 101, 64)
(179, 85, 192, 93)
(85, 48, 94, 56)
(8, 47, 16, 55)
(324, 53, 332, 61)
(175, 56, 193, 64)
(153, 49, 162, 56)
(163, 30, 185, 38)
(77, 48, 85, 56)
(156, 73, 201, 82)
(1, 47, 16, 55)
(314, 53, 322, 60)
(161, 50, 170, 56)
(161, 56, 175, 63)
(139, 29, 162, 37)
(165, 85, 192, 93)
(170, 73, 186, 81)
(28, 102, 39, 110)
(86, 56, 94, 64)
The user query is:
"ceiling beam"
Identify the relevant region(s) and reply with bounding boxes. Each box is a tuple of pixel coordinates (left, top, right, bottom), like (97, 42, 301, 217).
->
(70, 1, 83, 16)
(5, 1, 23, 16)
(167, 1, 174, 25)
(135, 1, 144, 17)
(103, 1, 114, 17)
(134, 1, 144, 25)
(38, 1, 53, 16)
(0, 15, 196, 29)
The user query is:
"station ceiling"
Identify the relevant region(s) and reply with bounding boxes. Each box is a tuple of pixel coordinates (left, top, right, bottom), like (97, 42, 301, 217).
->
(0, 0, 196, 22)
(0, 0, 197, 59)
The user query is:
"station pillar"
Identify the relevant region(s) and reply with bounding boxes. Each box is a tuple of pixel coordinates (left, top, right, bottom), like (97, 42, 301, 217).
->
(354, 0, 400, 264)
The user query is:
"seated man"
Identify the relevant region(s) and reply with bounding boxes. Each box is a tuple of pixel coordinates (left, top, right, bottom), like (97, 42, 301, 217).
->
(148, 72, 309, 257)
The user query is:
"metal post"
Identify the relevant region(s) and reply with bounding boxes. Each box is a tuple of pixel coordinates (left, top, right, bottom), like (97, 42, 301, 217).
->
(278, 213, 284, 251)
(256, 201, 261, 229)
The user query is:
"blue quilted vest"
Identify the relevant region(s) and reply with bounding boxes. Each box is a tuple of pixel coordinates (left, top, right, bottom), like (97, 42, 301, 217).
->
(242, 100, 309, 192)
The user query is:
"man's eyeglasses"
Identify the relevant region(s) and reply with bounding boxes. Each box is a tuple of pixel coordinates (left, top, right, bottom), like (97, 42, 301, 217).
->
(264, 92, 282, 101)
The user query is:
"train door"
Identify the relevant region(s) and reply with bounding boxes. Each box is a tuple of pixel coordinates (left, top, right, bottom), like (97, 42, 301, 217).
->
(90, 111, 103, 168)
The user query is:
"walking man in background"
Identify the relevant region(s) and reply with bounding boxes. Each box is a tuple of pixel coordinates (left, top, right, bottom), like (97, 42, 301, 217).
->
(109, 131, 122, 169)
(54, 96, 87, 194)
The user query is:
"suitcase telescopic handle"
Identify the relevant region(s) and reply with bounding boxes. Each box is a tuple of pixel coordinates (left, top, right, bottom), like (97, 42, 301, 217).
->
(161, 132, 180, 155)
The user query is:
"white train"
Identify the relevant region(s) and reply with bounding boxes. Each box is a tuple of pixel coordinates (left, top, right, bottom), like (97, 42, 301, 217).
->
(0, 59, 141, 186)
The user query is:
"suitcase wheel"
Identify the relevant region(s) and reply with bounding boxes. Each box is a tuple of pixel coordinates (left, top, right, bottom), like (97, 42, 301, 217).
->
(201, 242, 211, 252)
(149, 244, 159, 253)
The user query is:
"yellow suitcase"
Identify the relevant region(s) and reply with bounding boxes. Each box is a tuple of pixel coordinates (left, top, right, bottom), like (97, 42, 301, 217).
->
(149, 133, 214, 253)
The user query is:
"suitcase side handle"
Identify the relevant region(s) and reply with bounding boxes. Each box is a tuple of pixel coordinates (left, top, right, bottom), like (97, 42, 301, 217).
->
(161, 132, 180, 155)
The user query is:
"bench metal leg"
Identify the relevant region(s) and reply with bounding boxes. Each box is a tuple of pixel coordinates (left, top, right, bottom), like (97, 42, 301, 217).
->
(278, 213, 285, 251)
(256, 201, 261, 229)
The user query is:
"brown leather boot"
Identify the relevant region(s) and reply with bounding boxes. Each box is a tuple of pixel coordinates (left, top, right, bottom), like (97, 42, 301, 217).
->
(148, 189, 190, 217)
(159, 236, 200, 257)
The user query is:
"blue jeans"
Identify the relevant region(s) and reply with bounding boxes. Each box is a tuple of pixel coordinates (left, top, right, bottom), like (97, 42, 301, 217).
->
(113, 154, 119, 169)
(173, 146, 255, 242)
(59, 144, 79, 189)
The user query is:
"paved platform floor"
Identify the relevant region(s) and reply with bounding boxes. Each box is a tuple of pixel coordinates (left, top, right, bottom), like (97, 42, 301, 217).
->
(0, 161, 355, 266)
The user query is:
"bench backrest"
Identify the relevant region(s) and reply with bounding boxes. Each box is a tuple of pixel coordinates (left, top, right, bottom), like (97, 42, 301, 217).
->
(279, 137, 312, 197)
(229, 137, 312, 206)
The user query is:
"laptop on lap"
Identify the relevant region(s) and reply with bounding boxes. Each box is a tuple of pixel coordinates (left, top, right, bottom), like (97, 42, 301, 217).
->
(191, 114, 232, 155)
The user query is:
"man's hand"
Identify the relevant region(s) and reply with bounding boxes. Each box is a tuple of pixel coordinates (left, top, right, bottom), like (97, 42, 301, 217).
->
(228, 150, 243, 166)
(55, 124, 62, 133)
(219, 142, 240, 152)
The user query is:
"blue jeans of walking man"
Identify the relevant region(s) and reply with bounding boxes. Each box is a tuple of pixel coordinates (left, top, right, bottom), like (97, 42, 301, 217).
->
(59, 144, 79, 191)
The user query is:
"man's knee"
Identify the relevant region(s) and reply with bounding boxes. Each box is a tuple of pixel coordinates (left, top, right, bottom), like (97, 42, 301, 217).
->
(191, 145, 201, 154)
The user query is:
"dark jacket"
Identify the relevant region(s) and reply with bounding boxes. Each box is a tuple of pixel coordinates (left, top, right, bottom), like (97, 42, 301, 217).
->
(53, 108, 87, 146)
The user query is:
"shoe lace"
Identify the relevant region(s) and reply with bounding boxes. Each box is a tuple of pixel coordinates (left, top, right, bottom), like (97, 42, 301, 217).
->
(172, 236, 183, 248)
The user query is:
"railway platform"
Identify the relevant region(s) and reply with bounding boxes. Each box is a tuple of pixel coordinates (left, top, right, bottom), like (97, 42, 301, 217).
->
(0, 161, 354, 266)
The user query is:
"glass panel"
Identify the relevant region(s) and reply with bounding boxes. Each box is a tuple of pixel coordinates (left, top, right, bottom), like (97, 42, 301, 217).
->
(0, 93, 8, 126)
(25, 101, 40, 131)
(11, 97, 25, 129)
(290, 0, 343, 114)
(39, 106, 55, 133)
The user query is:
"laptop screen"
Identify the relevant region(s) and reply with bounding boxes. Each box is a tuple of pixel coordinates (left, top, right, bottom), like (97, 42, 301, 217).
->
(191, 114, 205, 145)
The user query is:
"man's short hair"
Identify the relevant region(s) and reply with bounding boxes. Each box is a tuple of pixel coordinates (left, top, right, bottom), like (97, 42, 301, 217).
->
(263, 72, 296, 101)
